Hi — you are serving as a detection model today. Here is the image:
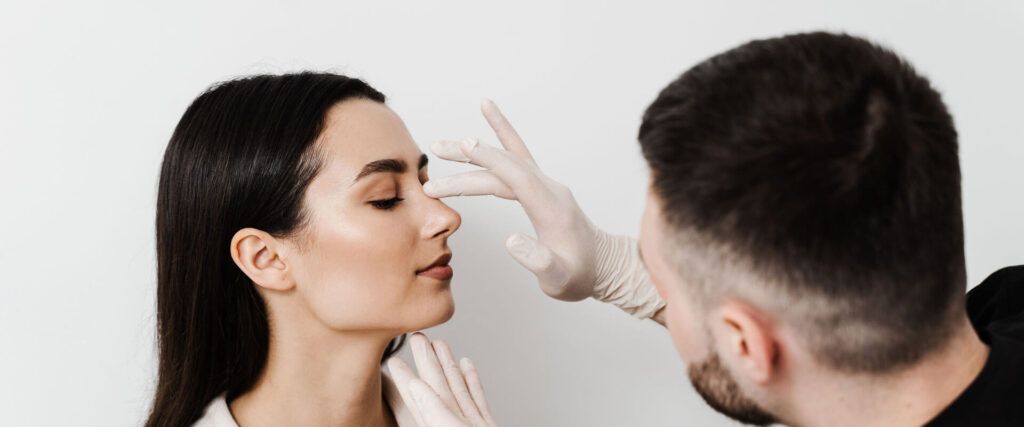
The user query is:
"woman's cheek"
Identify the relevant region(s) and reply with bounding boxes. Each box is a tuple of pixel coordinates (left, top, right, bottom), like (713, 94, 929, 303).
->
(337, 214, 422, 317)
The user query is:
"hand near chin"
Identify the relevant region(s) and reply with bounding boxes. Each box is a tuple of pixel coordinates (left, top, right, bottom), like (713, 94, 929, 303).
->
(387, 333, 498, 427)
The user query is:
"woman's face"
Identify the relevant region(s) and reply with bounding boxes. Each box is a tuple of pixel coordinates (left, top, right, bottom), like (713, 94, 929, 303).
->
(282, 98, 461, 334)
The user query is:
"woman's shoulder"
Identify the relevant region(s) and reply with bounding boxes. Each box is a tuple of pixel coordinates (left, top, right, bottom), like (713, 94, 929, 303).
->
(189, 373, 416, 427)
(192, 394, 239, 427)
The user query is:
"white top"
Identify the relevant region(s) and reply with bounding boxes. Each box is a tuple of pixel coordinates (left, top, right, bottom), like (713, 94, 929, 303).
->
(193, 372, 417, 426)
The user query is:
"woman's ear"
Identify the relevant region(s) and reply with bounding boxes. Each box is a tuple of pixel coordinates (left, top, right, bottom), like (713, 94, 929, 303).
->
(230, 228, 295, 291)
(715, 299, 779, 385)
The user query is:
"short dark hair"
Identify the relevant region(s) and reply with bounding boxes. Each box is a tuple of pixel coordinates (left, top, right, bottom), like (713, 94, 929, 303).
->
(639, 32, 965, 372)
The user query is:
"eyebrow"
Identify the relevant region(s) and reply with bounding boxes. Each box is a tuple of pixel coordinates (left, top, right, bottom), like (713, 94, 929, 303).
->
(353, 153, 428, 182)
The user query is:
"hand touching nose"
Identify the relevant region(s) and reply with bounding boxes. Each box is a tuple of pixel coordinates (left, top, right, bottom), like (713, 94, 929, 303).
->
(423, 100, 664, 319)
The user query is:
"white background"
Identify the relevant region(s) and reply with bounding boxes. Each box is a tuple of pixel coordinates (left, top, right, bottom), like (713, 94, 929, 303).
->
(1, 1, 1022, 426)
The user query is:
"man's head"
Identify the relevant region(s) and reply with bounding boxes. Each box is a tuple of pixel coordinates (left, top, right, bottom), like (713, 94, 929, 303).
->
(637, 32, 964, 424)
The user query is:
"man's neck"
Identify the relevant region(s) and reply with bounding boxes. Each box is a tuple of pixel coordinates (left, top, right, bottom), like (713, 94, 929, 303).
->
(786, 316, 989, 427)
(229, 323, 398, 427)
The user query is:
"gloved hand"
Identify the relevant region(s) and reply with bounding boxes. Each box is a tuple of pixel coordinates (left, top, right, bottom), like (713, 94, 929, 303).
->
(387, 333, 497, 427)
(423, 100, 665, 319)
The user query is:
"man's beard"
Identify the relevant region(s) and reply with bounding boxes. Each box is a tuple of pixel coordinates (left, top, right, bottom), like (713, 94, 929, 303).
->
(688, 353, 779, 426)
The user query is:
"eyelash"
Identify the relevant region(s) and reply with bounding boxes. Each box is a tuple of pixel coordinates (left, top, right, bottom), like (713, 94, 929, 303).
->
(369, 196, 404, 210)
(367, 172, 427, 211)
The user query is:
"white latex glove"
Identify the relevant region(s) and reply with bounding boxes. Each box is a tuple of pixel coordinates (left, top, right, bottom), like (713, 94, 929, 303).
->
(387, 333, 497, 427)
(423, 100, 665, 318)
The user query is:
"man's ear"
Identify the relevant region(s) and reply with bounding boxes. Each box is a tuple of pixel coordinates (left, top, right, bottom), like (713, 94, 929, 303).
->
(715, 299, 779, 385)
(230, 228, 295, 291)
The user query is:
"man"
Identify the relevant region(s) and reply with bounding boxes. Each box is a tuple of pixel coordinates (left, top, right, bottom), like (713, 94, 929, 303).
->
(388, 32, 1024, 425)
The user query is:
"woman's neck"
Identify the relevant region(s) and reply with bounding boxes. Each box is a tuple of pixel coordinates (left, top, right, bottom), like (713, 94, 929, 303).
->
(229, 325, 397, 427)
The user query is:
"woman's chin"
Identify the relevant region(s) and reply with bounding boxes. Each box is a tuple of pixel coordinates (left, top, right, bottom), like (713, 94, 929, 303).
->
(410, 294, 456, 331)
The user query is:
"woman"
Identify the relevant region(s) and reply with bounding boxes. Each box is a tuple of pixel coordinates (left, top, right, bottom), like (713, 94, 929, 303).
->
(148, 72, 469, 426)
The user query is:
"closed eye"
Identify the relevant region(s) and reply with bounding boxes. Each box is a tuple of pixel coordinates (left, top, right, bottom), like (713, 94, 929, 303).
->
(369, 196, 404, 210)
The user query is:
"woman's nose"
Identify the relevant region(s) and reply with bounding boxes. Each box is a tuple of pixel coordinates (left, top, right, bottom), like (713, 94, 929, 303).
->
(421, 197, 461, 240)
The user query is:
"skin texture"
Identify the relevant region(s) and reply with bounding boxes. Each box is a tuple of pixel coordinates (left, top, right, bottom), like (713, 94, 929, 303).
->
(639, 190, 991, 426)
(639, 192, 777, 425)
(227, 99, 461, 426)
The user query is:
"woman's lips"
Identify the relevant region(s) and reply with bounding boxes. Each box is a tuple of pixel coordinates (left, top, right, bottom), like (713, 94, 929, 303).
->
(417, 252, 453, 280)
(418, 265, 453, 280)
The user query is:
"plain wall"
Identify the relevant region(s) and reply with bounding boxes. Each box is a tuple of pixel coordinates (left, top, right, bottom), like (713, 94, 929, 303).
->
(1, 1, 1021, 425)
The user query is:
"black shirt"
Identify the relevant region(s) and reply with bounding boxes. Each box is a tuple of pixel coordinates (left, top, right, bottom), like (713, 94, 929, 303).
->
(927, 266, 1024, 426)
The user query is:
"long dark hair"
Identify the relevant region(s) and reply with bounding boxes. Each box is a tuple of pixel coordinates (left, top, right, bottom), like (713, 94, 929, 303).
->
(148, 72, 406, 427)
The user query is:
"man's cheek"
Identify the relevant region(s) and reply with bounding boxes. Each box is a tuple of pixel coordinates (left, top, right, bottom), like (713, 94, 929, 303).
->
(666, 289, 712, 365)
(664, 304, 693, 363)
(651, 275, 669, 300)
